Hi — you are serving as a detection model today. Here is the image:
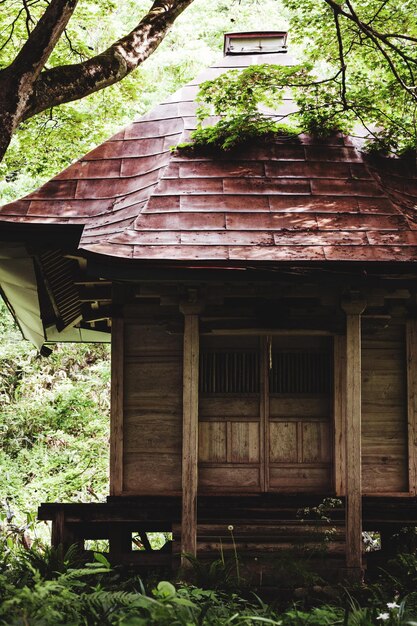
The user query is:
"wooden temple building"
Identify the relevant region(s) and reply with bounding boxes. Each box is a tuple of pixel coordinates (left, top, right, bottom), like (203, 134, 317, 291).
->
(1, 32, 417, 580)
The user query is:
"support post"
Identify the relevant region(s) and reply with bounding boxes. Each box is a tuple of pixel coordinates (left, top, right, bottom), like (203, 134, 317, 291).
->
(180, 295, 201, 564)
(342, 297, 366, 580)
(407, 320, 417, 495)
(110, 316, 124, 496)
(334, 335, 346, 496)
(51, 509, 65, 548)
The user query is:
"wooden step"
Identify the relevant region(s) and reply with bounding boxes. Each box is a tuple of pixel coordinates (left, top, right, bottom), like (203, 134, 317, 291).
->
(173, 520, 346, 557)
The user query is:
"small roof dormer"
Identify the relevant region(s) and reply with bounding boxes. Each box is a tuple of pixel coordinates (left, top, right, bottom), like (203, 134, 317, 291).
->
(223, 31, 288, 56)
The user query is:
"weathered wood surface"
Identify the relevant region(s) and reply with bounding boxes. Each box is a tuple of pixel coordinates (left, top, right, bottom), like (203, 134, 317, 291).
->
(199, 335, 262, 492)
(334, 335, 346, 496)
(122, 313, 183, 495)
(343, 301, 365, 575)
(199, 335, 332, 493)
(110, 317, 124, 496)
(39, 495, 417, 524)
(181, 312, 200, 558)
(39, 494, 417, 570)
(362, 324, 408, 494)
(407, 320, 417, 495)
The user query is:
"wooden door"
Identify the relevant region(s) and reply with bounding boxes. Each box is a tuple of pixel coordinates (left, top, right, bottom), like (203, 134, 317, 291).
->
(198, 335, 333, 494)
(267, 336, 333, 492)
(198, 335, 264, 492)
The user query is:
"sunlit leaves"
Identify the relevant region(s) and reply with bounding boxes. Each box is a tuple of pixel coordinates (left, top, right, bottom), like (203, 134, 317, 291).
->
(283, 0, 417, 154)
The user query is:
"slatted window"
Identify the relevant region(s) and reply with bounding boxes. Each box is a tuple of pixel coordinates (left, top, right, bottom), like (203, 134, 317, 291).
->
(270, 351, 332, 394)
(199, 351, 259, 394)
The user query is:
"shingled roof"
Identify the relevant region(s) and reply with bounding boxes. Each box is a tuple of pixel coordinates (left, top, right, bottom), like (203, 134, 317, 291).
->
(1, 33, 417, 264)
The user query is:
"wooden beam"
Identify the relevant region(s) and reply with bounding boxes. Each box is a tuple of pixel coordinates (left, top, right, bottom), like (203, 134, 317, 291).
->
(110, 317, 124, 496)
(342, 298, 366, 578)
(334, 335, 346, 497)
(208, 329, 335, 336)
(180, 300, 201, 563)
(407, 320, 417, 496)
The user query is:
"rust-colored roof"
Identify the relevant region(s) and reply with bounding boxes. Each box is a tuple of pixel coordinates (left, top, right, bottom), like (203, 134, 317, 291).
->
(1, 47, 417, 264)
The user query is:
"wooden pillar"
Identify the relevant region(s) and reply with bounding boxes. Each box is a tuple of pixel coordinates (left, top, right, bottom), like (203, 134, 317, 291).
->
(407, 320, 417, 495)
(180, 297, 201, 562)
(51, 509, 65, 548)
(110, 317, 124, 496)
(342, 298, 366, 579)
(334, 335, 346, 497)
(109, 528, 131, 564)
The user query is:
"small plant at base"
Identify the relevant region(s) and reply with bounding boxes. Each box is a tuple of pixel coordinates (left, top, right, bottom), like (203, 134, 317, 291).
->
(227, 524, 241, 586)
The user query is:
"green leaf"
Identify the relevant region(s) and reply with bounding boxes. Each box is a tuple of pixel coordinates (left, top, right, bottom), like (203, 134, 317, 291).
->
(93, 552, 111, 568)
(155, 580, 176, 598)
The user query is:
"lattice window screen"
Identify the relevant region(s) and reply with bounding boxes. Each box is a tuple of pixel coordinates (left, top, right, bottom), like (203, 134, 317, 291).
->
(270, 351, 332, 394)
(199, 351, 259, 394)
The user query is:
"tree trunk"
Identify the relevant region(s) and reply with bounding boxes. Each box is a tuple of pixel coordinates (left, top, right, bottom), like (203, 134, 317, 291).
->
(0, 0, 195, 167)
(0, 70, 21, 162)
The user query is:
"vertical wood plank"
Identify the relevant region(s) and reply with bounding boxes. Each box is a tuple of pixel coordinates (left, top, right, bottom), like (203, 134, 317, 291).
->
(226, 421, 233, 463)
(261, 336, 268, 492)
(51, 509, 65, 548)
(297, 422, 303, 463)
(342, 300, 366, 577)
(181, 312, 199, 560)
(407, 320, 417, 495)
(334, 335, 346, 496)
(110, 317, 124, 496)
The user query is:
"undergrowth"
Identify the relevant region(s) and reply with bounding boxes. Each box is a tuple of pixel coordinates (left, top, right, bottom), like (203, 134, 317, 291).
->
(0, 302, 110, 545)
(1, 542, 417, 625)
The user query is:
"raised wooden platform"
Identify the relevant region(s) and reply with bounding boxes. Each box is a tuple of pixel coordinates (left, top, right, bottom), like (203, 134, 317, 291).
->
(38, 495, 417, 572)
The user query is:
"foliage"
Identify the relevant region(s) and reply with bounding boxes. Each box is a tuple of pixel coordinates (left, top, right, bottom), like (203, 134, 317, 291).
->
(0, 0, 416, 196)
(178, 61, 361, 153)
(1, 544, 417, 625)
(378, 552, 417, 597)
(283, 0, 417, 155)
(172, 1, 417, 155)
(187, 115, 298, 152)
(181, 63, 303, 151)
(0, 301, 110, 542)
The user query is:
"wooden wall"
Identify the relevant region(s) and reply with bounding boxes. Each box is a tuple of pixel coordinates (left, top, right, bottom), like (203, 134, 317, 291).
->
(110, 292, 412, 499)
(115, 303, 183, 495)
(361, 323, 408, 494)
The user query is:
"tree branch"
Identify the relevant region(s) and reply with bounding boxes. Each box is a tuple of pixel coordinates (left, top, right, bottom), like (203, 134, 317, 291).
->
(333, 7, 348, 109)
(323, 0, 417, 99)
(344, 0, 416, 84)
(23, 0, 194, 120)
(22, 0, 36, 38)
(11, 0, 78, 83)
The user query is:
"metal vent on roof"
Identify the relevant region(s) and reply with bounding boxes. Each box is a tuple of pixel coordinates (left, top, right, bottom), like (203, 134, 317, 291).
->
(224, 31, 287, 55)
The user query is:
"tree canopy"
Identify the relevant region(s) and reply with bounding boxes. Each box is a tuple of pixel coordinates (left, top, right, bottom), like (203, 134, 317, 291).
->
(284, 0, 417, 154)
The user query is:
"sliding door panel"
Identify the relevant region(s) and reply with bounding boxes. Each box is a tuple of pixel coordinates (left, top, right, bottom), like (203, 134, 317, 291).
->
(267, 336, 333, 492)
